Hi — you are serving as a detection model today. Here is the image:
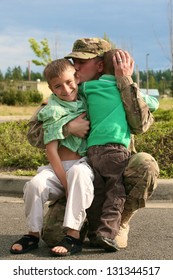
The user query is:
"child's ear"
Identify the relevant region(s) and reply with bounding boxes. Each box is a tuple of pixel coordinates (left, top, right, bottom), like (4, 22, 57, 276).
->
(48, 84, 53, 92)
(75, 72, 80, 84)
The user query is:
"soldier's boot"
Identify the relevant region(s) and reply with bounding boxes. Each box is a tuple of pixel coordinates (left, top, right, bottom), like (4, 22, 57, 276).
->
(114, 210, 137, 249)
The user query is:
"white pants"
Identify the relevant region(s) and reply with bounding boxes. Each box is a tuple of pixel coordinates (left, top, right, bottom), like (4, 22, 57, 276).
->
(23, 157, 94, 233)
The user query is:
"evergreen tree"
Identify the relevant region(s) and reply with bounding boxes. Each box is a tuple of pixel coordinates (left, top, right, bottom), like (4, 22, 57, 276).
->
(12, 66, 23, 80)
(0, 70, 4, 81)
(5, 67, 13, 80)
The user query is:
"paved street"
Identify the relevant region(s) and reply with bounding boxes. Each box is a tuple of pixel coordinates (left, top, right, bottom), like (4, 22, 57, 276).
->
(0, 196, 173, 260)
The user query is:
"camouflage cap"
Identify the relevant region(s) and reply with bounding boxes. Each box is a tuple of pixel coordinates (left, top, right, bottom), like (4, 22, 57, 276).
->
(65, 38, 111, 59)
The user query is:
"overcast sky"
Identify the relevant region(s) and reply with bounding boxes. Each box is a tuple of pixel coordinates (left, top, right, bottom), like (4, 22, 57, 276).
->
(0, 0, 171, 74)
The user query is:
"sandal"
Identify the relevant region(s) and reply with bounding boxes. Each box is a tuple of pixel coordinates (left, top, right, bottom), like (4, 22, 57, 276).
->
(80, 220, 88, 242)
(10, 234, 39, 254)
(50, 235, 83, 257)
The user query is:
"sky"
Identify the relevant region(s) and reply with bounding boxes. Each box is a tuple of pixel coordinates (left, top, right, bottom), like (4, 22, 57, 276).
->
(0, 0, 172, 74)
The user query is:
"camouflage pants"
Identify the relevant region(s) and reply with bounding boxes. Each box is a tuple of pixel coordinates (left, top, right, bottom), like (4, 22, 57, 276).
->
(123, 152, 159, 212)
(42, 152, 159, 246)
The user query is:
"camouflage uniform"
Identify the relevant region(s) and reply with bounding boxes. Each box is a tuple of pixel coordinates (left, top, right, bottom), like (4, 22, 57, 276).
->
(117, 75, 159, 206)
(41, 38, 159, 247)
(113, 75, 159, 248)
(66, 37, 159, 221)
(65, 38, 111, 59)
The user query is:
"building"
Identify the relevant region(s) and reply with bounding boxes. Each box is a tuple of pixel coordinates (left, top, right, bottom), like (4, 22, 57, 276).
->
(140, 88, 160, 99)
(0, 80, 52, 100)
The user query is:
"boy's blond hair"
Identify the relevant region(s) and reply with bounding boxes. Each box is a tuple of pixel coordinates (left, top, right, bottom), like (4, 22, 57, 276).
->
(44, 59, 74, 85)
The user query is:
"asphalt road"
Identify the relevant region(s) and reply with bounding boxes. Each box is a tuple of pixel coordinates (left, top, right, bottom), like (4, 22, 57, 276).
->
(0, 196, 173, 261)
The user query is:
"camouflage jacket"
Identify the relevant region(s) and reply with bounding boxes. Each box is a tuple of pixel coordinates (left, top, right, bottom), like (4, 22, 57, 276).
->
(117, 76, 155, 135)
(116, 76, 157, 153)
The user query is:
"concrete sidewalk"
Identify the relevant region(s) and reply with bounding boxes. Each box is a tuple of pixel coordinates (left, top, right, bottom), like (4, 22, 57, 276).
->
(0, 115, 30, 123)
(0, 174, 173, 201)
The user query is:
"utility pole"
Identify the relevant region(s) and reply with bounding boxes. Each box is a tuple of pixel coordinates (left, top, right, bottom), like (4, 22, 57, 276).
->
(168, 0, 173, 95)
(27, 60, 31, 81)
(146, 53, 149, 95)
(136, 64, 140, 88)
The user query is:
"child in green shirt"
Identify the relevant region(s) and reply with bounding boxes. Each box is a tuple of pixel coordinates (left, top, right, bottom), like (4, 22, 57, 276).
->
(10, 59, 94, 257)
(79, 49, 131, 251)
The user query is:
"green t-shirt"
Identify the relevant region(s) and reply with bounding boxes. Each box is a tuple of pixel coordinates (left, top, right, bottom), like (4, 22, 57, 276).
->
(38, 93, 87, 156)
(79, 74, 131, 148)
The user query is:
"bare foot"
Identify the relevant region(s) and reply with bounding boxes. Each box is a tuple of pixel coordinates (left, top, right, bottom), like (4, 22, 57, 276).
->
(51, 245, 68, 254)
(10, 232, 39, 253)
(51, 229, 80, 255)
(11, 243, 23, 252)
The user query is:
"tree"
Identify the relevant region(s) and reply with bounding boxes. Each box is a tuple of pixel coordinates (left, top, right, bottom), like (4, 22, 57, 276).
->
(149, 75, 157, 89)
(12, 66, 23, 80)
(5, 67, 13, 80)
(28, 38, 52, 66)
(157, 0, 173, 95)
(0, 70, 3, 81)
(168, 0, 173, 95)
(103, 33, 116, 48)
(23, 68, 43, 81)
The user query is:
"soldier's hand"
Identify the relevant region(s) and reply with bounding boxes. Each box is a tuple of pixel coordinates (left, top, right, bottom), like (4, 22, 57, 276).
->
(66, 112, 90, 138)
(113, 50, 134, 77)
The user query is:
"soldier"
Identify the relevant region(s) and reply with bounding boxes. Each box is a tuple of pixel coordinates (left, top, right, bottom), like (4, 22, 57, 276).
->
(64, 38, 160, 249)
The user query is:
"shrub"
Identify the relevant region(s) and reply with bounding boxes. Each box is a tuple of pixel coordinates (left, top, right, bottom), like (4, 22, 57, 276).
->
(1, 89, 16, 105)
(153, 109, 173, 122)
(135, 120, 173, 178)
(0, 89, 43, 105)
(0, 109, 172, 178)
(0, 120, 48, 169)
(27, 90, 43, 104)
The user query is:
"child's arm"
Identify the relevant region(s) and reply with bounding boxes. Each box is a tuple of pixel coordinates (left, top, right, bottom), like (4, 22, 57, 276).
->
(46, 140, 68, 196)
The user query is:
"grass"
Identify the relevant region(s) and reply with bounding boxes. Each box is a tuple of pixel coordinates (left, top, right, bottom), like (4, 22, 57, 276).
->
(158, 97, 173, 110)
(0, 167, 37, 176)
(0, 105, 38, 116)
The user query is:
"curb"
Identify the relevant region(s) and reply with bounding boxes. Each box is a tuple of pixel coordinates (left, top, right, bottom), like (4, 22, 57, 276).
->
(0, 175, 32, 196)
(0, 175, 173, 201)
(149, 179, 173, 201)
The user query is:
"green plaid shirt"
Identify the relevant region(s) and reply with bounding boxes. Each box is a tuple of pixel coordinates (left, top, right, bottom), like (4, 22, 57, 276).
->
(38, 93, 87, 156)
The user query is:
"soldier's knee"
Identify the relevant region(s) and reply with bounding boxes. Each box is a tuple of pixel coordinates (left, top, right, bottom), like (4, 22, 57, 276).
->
(125, 152, 159, 177)
(123, 152, 159, 198)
